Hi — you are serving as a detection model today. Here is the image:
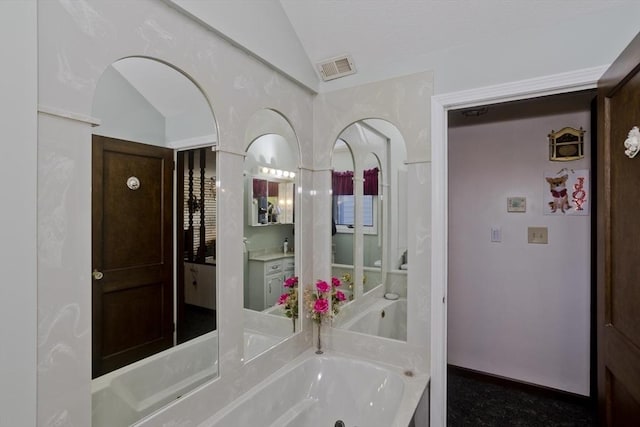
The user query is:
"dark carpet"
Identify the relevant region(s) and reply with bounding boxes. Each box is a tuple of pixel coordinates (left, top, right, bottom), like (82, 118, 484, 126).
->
(447, 367, 597, 427)
(177, 304, 216, 344)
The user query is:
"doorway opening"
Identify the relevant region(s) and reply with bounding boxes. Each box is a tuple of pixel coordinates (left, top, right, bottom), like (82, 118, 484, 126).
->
(176, 146, 217, 345)
(446, 90, 597, 425)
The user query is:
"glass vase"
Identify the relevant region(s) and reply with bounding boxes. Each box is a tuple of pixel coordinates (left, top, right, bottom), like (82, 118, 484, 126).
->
(315, 321, 323, 354)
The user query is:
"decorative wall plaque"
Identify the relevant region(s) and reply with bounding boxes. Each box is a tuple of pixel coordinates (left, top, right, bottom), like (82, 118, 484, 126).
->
(548, 127, 585, 161)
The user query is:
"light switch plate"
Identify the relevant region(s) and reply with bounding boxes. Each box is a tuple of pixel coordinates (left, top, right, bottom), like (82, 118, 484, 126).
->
(528, 227, 548, 244)
(491, 227, 502, 242)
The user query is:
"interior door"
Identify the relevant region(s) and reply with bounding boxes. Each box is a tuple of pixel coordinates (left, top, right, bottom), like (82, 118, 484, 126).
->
(597, 32, 640, 426)
(92, 135, 174, 378)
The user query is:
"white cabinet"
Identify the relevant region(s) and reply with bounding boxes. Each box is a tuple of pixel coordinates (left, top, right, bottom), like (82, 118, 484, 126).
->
(184, 262, 216, 310)
(248, 255, 295, 311)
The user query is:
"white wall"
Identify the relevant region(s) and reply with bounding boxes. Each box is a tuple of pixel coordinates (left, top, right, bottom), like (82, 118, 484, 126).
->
(447, 101, 592, 395)
(167, 0, 319, 91)
(92, 65, 167, 144)
(0, 2, 37, 426)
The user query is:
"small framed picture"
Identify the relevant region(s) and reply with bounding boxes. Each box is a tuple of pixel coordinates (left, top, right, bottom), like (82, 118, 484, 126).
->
(507, 197, 526, 213)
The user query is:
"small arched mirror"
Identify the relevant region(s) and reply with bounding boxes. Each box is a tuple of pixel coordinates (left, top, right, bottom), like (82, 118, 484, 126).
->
(331, 139, 356, 300)
(91, 57, 218, 427)
(362, 152, 383, 289)
(332, 119, 408, 342)
(242, 110, 300, 362)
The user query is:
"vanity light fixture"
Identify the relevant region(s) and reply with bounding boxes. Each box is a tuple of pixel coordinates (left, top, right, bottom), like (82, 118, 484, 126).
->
(257, 165, 296, 179)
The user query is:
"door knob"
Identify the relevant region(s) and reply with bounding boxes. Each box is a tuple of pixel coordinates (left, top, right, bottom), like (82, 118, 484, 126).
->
(92, 269, 104, 280)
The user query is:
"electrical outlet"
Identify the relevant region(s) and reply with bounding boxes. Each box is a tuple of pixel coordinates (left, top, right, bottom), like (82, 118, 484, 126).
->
(528, 227, 548, 244)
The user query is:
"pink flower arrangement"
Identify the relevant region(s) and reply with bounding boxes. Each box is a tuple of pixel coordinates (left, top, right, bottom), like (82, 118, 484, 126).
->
(277, 275, 298, 322)
(284, 276, 298, 288)
(316, 280, 330, 293)
(304, 277, 347, 323)
(313, 298, 329, 314)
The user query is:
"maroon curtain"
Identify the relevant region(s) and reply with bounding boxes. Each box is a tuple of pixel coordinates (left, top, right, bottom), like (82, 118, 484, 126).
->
(363, 167, 379, 196)
(332, 170, 354, 195)
(268, 181, 279, 197)
(253, 178, 267, 197)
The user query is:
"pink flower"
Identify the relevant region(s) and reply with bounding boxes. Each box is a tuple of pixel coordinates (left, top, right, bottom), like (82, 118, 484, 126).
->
(277, 293, 289, 305)
(316, 280, 330, 293)
(313, 297, 329, 313)
(335, 290, 346, 301)
(284, 276, 298, 288)
(331, 277, 341, 287)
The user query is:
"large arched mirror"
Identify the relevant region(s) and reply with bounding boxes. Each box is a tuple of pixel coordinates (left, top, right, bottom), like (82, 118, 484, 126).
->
(332, 119, 408, 342)
(90, 57, 218, 427)
(242, 110, 300, 362)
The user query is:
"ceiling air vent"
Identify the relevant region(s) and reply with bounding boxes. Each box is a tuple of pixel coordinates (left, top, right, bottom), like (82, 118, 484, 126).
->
(317, 55, 356, 81)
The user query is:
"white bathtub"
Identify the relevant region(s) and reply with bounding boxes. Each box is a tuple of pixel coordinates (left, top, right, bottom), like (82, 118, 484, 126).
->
(204, 350, 427, 427)
(92, 329, 283, 427)
(341, 298, 407, 341)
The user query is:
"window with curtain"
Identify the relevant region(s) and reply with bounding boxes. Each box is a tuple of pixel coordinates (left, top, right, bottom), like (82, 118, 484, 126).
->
(332, 167, 378, 232)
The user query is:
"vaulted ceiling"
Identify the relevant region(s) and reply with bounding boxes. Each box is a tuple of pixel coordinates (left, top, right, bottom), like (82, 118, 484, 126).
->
(171, 0, 640, 93)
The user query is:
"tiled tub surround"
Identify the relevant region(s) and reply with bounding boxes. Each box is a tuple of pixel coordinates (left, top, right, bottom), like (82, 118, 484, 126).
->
(202, 351, 429, 427)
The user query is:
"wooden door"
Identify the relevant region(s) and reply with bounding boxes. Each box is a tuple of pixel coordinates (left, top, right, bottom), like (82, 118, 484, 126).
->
(92, 135, 174, 378)
(597, 32, 640, 426)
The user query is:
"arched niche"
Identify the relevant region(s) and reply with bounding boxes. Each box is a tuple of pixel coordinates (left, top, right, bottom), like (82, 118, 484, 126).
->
(330, 119, 409, 343)
(90, 57, 219, 427)
(242, 109, 301, 361)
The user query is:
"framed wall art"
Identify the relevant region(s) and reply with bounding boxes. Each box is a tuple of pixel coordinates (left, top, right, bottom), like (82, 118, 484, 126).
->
(507, 197, 526, 213)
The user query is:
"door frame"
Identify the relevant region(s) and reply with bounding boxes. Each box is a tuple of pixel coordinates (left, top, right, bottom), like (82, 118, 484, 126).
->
(429, 65, 607, 426)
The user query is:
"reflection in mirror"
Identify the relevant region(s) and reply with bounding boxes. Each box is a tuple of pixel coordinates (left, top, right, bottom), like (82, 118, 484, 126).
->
(331, 139, 356, 301)
(90, 57, 218, 427)
(332, 119, 408, 342)
(363, 152, 382, 269)
(242, 111, 300, 362)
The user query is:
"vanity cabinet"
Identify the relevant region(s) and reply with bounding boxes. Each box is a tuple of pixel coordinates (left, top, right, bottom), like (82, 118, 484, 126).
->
(248, 255, 295, 311)
(184, 262, 216, 310)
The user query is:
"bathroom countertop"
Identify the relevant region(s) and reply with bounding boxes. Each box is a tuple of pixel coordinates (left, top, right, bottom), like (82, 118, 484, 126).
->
(248, 252, 295, 262)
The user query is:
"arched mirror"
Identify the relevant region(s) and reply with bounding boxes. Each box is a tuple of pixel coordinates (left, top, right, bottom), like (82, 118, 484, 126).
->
(243, 110, 300, 362)
(331, 139, 356, 301)
(332, 119, 408, 342)
(363, 152, 383, 289)
(91, 57, 218, 427)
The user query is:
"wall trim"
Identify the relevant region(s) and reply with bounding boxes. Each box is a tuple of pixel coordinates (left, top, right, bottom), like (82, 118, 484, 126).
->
(168, 134, 217, 150)
(405, 158, 430, 165)
(38, 105, 101, 126)
(214, 146, 246, 157)
(429, 64, 606, 427)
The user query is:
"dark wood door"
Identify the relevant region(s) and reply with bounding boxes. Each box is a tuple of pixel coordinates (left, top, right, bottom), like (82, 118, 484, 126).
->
(597, 32, 640, 426)
(92, 135, 174, 378)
